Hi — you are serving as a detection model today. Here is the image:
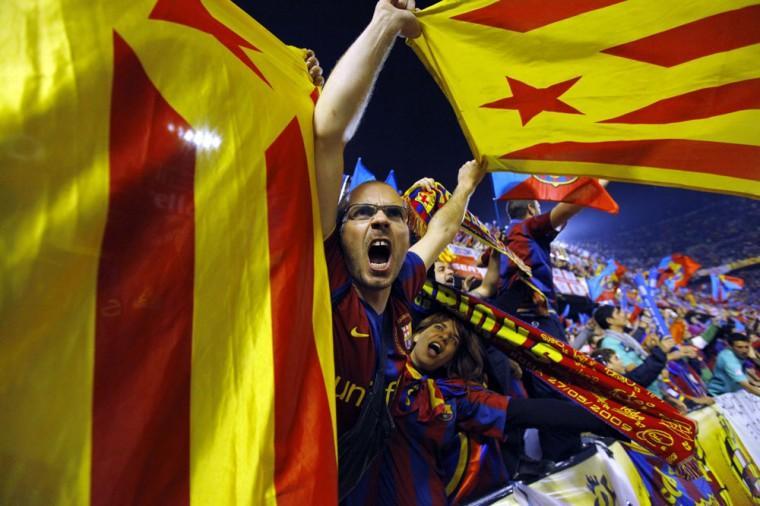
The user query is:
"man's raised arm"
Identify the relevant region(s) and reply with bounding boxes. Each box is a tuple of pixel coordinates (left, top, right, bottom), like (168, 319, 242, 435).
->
(410, 160, 486, 269)
(314, 0, 420, 237)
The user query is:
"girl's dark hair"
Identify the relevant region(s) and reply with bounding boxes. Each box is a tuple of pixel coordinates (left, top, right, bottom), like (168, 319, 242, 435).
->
(415, 313, 485, 383)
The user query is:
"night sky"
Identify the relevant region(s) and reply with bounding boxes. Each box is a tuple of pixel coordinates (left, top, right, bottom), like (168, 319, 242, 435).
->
(237, 0, 754, 243)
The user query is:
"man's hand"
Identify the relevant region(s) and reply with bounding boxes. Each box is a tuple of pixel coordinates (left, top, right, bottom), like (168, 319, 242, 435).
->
(691, 395, 715, 406)
(374, 0, 422, 39)
(409, 160, 485, 269)
(304, 49, 325, 87)
(665, 395, 688, 414)
(462, 275, 479, 292)
(412, 177, 435, 193)
(456, 160, 487, 194)
(509, 359, 523, 380)
(679, 345, 699, 359)
(658, 336, 676, 354)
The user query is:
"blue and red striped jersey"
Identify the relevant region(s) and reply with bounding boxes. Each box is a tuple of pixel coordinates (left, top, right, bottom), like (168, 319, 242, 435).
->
(346, 361, 510, 505)
(496, 212, 558, 312)
(325, 233, 426, 436)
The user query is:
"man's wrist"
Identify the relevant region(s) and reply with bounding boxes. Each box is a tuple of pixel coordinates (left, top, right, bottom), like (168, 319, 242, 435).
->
(371, 6, 407, 38)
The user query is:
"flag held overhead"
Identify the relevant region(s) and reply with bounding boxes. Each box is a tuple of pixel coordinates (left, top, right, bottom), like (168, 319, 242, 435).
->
(409, 0, 760, 198)
(491, 172, 619, 213)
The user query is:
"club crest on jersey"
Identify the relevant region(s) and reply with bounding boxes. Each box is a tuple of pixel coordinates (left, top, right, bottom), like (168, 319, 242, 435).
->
(398, 313, 413, 351)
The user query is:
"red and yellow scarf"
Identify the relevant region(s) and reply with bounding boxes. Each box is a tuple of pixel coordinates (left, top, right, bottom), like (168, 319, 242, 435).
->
(417, 280, 700, 477)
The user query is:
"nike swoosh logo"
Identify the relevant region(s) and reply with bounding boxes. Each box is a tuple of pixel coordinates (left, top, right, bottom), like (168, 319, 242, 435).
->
(350, 327, 370, 338)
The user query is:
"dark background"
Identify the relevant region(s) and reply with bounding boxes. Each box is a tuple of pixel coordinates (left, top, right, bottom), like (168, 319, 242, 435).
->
(236, 0, 755, 246)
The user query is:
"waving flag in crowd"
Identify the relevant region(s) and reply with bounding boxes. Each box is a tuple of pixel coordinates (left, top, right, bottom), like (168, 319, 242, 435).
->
(491, 172, 619, 213)
(1, 1, 335, 504)
(711, 273, 745, 302)
(385, 168, 399, 192)
(635, 273, 671, 337)
(348, 157, 399, 193)
(658, 254, 702, 290)
(348, 157, 377, 191)
(587, 259, 626, 302)
(409, 0, 760, 198)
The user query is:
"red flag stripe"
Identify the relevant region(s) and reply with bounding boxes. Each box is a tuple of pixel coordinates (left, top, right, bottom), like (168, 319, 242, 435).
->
(498, 176, 619, 213)
(150, 0, 270, 86)
(452, 0, 624, 32)
(93, 32, 193, 506)
(600, 78, 760, 124)
(502, 139, 760, 181)
(267, 118, 337, 503)
(602, 5, 760, 67)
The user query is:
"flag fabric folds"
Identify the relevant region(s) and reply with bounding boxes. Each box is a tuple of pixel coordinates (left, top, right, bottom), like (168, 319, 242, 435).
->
(711, 273, 745, 302)
(408, 0, 760, 198)
(1, 1, 335, 505)
(657, 254, 701, 290)
(491, 172, 619, 214)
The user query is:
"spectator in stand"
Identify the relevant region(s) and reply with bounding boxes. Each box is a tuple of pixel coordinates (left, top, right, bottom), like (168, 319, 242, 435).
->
(707, 333, 760, 396)
(594, 305, 699, 401)
(591, 336, 676, 391)
(594, 305, 649, 372)
(433, 260, 455, 286)
(473, 196, 605, 341)
(433, 259, 479, 292)
(312, 0, 486, 496)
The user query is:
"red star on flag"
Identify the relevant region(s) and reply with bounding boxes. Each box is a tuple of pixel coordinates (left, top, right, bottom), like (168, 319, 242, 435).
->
(481, 76, 584, 125)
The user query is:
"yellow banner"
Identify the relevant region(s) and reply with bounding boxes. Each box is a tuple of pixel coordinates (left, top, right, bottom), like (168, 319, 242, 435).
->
(409, 0, 760, 197)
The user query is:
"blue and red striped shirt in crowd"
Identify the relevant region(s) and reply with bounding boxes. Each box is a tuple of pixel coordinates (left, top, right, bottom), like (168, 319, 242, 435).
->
(325, 232, 426, 436)
(496, 212, 559, 313)
(346, 361, 510, 506)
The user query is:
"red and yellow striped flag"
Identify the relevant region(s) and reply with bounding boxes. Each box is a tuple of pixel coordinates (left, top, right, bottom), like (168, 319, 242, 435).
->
(409, 0, 760, 198)
(1, 1, 335, 504)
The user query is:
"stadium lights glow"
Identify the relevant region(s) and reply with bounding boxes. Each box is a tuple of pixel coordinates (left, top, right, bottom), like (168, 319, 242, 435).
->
(167, 123, 222, 151)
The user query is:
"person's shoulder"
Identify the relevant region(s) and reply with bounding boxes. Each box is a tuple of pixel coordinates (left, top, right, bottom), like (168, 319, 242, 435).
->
(405, 248, 424, 269)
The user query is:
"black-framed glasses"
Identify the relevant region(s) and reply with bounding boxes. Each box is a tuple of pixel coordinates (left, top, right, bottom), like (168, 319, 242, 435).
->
(343, 203, 408, 223)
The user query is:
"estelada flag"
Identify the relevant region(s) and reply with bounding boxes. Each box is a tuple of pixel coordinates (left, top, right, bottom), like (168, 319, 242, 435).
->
(657, 254, 702, 289)
(409, 0, 760, 198)
(491, 172, 619, 213)
(1, 1, 335, 505)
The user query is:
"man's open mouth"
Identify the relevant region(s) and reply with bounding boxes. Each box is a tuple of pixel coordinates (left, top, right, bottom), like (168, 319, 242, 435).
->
(368, 239, 391, 271)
